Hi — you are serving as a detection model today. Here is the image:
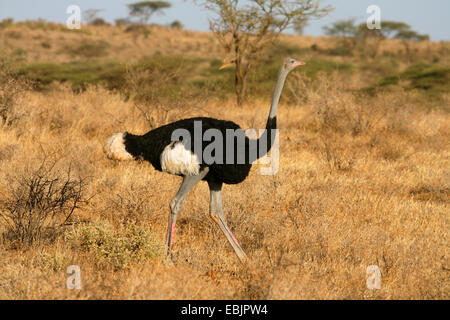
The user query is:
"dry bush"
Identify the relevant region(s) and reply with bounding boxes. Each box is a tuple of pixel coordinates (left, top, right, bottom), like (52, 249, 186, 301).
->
(371, 134, 405, 161)
(304, 73, 386, 136)
(100, 180, 159, 225)
(125, 64, 178, 127)
(293, 74, 388, 171)
(235, 245, 300, 299)
(0, 60, 31, 126)
(0, 157, 88, 246)
(294, 74, 434, 171)
(319, 133, 355, 172)
(125, 64, 206, 129)
(409, 185, 450, 203)
(286, 71, 312, 105)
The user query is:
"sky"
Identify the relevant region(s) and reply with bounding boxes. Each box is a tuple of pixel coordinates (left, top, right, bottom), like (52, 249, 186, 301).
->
(0, 0, 449, 41)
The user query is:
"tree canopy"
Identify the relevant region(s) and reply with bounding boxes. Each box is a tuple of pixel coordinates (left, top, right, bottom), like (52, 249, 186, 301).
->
(322, 19, 358, 37)
(324, 19, 429, 42)
(128, 1, 172, 24)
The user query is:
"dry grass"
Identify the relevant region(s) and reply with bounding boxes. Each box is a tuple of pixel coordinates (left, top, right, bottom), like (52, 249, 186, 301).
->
(0, 24, 449, 300)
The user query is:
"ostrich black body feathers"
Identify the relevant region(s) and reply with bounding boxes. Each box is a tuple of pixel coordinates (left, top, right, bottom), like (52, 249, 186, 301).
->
(123, 116, 277, 185)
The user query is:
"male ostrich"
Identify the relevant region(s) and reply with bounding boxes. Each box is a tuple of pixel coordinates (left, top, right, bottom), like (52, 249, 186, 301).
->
(104, 58, 305, 263)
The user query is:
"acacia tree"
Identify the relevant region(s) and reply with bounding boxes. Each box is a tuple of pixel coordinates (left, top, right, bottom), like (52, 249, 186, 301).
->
(322, 19, 358, 38)
(379, 21, 410, 38)
(128, 1, 172, 24)
(197, 0, 332, 106)
(356, 20, 429, 59)
(322, 18, 360, 52)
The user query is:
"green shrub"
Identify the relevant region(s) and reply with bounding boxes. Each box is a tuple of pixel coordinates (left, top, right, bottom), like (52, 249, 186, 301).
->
(90, 18, 109, 26)
(16, 61, 123, 91)
(16, 55, 196, 93)
(325, 45, 353, 56)
(0, 18, 14, 28)
(39, 251, 70, 271)
(377, 63, 450, 92)
(41, 41, 52, 49)
(362, 63, 450, 106)
(360, 57, 400, 78)
(401, 64, 450, 90)
(65, 223, 161, 270)
(63, 40, 110, 58)
(301, 59, 354, 78)
(267, 42, 303, 59)
(12, 48, 27, 61)
(125, 24, 152, 38)
(170, 20, 183, 29)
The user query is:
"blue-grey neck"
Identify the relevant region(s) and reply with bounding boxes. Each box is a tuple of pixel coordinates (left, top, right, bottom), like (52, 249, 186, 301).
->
(268, 68, 289, 119)
(251, 66, 289, 161)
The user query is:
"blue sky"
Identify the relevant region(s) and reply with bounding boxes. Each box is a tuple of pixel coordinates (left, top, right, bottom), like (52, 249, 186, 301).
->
(0, 0, 449, 41)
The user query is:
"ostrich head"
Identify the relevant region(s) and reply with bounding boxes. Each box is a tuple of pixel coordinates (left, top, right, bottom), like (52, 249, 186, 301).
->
(281, 57, 306, 73)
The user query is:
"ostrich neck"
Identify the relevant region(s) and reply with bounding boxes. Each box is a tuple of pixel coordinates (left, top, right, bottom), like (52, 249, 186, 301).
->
(267, 69, 288, 121)
(249, 67, 289, 161)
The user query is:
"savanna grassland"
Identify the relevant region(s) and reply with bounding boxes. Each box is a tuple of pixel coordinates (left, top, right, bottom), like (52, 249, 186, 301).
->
(0, 20, 449, 299)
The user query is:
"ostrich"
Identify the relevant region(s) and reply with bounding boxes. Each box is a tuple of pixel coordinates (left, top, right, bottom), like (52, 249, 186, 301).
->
(104, 58, 305, 263)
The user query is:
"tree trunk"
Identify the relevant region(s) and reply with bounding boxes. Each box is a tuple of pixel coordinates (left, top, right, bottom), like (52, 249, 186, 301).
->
(234, 58, 248, 106)
(233, 33, 247, 106)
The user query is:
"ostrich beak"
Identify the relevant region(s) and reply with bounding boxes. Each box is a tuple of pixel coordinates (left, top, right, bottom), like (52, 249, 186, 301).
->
(293, 61, 306, 67)
(219, 62, 234, 70)
(219, 57, 236, 70)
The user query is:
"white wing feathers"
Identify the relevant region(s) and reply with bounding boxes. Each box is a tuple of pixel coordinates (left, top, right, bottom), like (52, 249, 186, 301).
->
(160, 141, 200, 176)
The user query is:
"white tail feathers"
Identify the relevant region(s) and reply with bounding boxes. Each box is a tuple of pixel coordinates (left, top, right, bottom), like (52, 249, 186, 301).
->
(103, 133, 134, 161)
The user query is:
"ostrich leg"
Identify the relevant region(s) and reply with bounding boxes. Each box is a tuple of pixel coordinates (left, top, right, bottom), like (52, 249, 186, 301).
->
(166, 167, 209, 255)
(208, 181, 248, 263)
